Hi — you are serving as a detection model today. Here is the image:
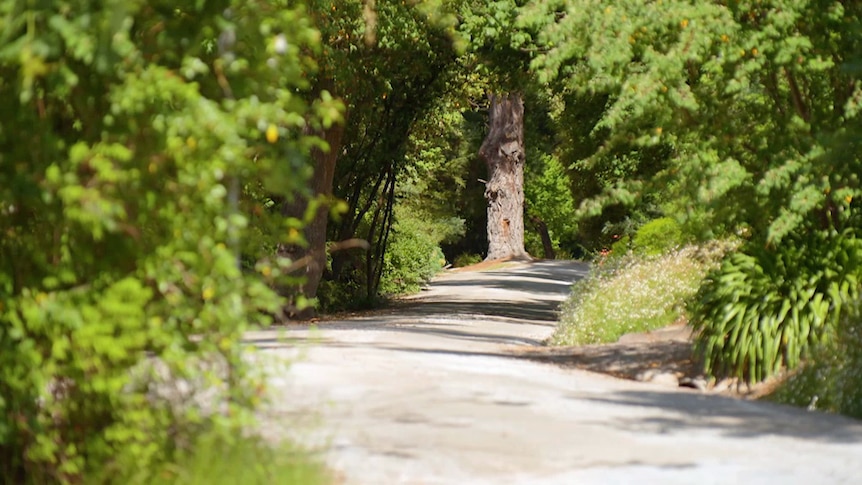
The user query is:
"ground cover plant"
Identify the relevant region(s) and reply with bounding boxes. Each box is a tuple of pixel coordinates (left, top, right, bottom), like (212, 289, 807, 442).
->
(551, 245, 723, 346)
(119, 431, 329, 485)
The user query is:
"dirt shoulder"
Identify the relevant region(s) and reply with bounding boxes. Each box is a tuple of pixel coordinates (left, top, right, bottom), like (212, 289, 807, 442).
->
(511, 323, 785, 399)
(511, 325, 697, 382)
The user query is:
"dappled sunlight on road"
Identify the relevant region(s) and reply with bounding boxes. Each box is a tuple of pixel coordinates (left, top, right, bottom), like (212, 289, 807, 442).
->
(254, 260, 862, 485)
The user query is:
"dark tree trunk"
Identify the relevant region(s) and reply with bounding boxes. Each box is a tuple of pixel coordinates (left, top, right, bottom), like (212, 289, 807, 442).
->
(479, 93, 530, 261)
(530, 214, 556, 260)
(279, 121, 345, 319)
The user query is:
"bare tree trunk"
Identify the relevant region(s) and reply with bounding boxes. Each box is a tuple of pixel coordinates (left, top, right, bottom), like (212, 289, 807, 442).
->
(530, 214, 556, 260)
(279, 122, 345, 318)
(479, 93, 530, 261)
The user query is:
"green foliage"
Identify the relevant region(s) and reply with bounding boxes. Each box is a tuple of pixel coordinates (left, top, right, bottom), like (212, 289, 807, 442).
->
(392, 104, 473, 281)
(525, 153, 578, 253)
(768, 298, 862, 418)
(552, 245, 722, 346)
(116, 430, 328, 485)
(453, 253, 483, 268)
(691, 230, 862, 383)
(520, 0, 862, 395)
(523, 0, 862, 243)
(316, 267, 365, 313)
(458, 0, 535, 89)
(312, 0, 466, 302)
(0, 0, 333, 482)
(380, 210, 450, 296)
(631, 217, 688, 256)
(398, 98, 472, 247)
(603, 216, 687, 261)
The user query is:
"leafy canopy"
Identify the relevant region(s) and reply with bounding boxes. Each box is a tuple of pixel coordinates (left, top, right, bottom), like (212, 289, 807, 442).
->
(523, 0, 862, 243)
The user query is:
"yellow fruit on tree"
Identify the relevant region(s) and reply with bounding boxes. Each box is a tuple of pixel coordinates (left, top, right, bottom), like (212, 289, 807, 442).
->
(266, 124, 279, 143)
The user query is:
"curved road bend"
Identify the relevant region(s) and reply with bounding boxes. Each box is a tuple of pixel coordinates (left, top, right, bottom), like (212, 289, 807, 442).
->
(246, 260, 862, 485)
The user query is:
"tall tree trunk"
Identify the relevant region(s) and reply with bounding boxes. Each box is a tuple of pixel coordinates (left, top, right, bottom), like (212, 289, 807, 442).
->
(479, 93, 530, 261)
(279, 121, 345, 318)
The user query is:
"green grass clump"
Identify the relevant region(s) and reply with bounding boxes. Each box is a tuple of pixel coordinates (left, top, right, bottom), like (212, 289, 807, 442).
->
(551, 245, 721, 346)
(453, 252, 483, 268)
(90, 429, 329, 485)
(163, 434, 327, 485)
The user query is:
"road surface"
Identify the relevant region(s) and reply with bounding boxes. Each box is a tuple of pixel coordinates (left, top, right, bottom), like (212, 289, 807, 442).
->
(249, 260, 862, 484)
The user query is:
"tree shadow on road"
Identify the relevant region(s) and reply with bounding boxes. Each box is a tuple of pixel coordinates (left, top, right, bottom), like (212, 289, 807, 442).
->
(517, 340, 698, 379)
(428, 277, 577, 298)
(573, 388, 862, 444)
(393, 299, 563, 324)
(427, 260, 589, 298)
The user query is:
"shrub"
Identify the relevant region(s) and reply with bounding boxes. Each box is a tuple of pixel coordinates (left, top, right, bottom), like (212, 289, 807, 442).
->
(631, 217, 687, 256)
(609, 234, 633, 256)
(691, 230, 862, 383)
(380, 213, 447, 295)
(765, 295, 862, 418)
(551, 245, 723, 346)
(524, 230, 546, 259)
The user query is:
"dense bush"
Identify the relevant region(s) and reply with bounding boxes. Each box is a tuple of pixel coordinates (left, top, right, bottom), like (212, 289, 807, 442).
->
(691, 230, 862, 383)
(607, 216, 689, 257)
(631, 217, 687, 256)
(551, 245, 724, 346)
(380, 211, 448, 295)
(0, 1, 334, 482)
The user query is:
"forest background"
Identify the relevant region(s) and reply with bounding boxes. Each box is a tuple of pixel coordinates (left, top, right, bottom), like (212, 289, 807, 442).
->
(2, 0, 862, 483)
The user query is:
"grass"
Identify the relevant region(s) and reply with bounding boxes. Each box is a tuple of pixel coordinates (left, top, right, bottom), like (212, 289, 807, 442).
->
(89, 429, 330, 485)
(550, 245, 723, 346)
(160, 432, 328, 485)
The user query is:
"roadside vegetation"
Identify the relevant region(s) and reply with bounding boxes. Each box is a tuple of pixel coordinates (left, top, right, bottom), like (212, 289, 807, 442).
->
(148, 433, 327, 485)
(87, 431, 328, 485)
(0, 0, 335, 482)
(552, 216, 737, 346)
(552, 245, 721, 346)
(529, 0, 862, 418)
(767, 299, 862, 418)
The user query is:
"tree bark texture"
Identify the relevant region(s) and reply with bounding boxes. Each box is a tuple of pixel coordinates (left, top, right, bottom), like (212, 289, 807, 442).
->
(279, 121, 345, 318)
(479, 93, 530, 261)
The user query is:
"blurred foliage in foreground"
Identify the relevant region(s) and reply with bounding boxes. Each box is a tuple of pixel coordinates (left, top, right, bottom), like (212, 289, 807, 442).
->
(0, 0, 335, 482)
(95, 430, 329, 485)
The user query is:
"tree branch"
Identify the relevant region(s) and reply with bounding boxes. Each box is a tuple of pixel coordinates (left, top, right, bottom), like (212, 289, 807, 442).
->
(784, 68, 810, 123)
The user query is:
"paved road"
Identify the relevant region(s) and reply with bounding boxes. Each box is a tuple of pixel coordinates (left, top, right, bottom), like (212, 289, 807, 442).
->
(250, 260, 862, 484)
